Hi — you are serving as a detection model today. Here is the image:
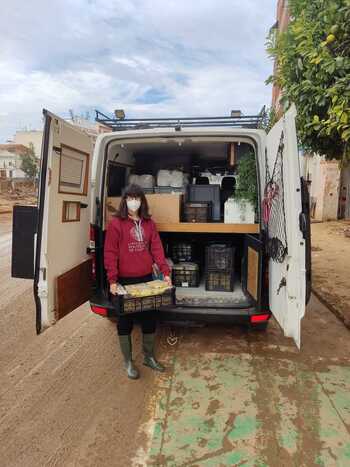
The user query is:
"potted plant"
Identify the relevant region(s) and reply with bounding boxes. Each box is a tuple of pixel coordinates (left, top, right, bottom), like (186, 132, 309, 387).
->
(225, 151, 257, 223)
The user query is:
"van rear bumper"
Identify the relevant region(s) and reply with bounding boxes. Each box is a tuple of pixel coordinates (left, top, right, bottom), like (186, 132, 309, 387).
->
(89, 294, 270, 325)
(157, 305, 259, 325)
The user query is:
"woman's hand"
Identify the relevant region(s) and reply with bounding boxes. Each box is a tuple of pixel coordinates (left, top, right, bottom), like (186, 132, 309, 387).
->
(164, 275, 172, 287)
(110, 283, 118, 295)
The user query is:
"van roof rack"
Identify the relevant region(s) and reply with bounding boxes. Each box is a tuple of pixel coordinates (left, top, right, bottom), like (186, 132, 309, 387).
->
(95, 109, 266, 131)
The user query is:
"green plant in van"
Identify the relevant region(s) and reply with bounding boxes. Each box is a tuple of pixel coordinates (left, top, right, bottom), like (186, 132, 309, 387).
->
(234, 151, 258, 209)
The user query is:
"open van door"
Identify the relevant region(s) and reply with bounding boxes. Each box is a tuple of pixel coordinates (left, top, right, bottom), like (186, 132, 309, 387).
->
(264, 105, 306, 348)
(34, 110, 93, 333)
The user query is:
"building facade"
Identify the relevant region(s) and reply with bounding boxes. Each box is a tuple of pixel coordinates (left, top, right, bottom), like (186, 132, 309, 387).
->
(14, 130, 43, 159)
(0, 144, 30, 179)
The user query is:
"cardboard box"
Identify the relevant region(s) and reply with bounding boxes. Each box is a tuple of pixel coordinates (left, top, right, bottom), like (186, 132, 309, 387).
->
(105, 193, 183, 226)
(146, 193, 182, 223)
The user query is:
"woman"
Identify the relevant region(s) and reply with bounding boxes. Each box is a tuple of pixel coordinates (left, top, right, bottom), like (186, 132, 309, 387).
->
(104, 184, 171, 379)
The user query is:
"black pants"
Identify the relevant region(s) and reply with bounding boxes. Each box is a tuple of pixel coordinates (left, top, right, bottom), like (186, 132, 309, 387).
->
(117, 274, 157, 336)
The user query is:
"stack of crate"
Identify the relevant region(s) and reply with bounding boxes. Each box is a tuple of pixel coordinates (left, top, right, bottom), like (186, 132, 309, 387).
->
(171, 242, 200, 288)
(205, 244, 235, 292)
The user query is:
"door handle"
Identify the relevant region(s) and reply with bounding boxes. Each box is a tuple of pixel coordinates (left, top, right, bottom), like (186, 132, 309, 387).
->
(299, 212, 307, 239)
(277, 277, 286, 295)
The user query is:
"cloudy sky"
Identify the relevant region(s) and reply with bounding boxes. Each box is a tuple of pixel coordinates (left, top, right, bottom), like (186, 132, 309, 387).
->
(0, 0, 276, 142)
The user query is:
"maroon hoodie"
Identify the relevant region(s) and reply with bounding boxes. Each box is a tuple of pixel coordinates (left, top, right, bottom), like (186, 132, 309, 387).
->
(104, 216, 170, 284)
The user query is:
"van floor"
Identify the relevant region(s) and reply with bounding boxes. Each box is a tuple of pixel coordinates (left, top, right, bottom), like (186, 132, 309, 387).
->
(175, 278, 252, 308)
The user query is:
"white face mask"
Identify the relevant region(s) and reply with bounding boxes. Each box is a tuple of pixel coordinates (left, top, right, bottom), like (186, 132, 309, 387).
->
(126, 199, 141, 213)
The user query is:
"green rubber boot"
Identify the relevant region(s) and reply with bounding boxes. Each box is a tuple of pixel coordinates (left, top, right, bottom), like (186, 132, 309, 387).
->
(142, 333, 165, 372)
(118, 335, 140, 379)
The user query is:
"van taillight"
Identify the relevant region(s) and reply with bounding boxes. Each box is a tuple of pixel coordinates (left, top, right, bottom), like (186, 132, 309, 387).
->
(91, 305, 107, 316)
(250, 314, 270, 323)
(89, 224, 96, 279)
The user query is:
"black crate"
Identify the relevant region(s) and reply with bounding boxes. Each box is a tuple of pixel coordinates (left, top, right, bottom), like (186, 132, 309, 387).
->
(184, 202, 210, 223)
(171, 242, 194, 263)
(187, 184, 221, 221)
(112, 288, 175, 316)
(172, 263, 200, 287)
(205, 244, 235, 271)
(205, 271, 234, 292)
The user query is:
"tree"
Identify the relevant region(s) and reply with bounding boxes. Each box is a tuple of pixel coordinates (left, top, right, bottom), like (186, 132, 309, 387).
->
(266, 0, 350, 162)
(259, 106, 278, 133)
(20, 142, 38, 182)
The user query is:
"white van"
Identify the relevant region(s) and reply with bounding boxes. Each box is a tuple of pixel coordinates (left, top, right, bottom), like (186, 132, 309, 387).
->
(11, 106, 311, 348)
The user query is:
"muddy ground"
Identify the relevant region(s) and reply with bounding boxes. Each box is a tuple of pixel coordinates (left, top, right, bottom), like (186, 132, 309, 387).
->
(311, 220, 350, 329)
(0, 186, 37, 214)
(1, 213, 350, 466)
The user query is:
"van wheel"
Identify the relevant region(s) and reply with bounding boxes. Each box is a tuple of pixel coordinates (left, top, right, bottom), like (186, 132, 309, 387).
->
(250, 322, 269, 332)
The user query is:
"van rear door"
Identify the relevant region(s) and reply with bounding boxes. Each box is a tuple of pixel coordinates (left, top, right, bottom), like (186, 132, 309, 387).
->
(34, 110, 93, 333)
(265, 105, 306, 348)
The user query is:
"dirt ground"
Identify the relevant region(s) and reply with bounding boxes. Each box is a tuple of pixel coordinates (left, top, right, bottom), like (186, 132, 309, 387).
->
(1, 213, 350, 466)
(311, 220, 350, 329)
(0, 186, 37, 214)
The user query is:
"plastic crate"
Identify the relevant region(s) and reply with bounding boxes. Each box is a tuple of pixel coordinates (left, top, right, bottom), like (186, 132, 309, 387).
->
(205, 244, 235, 271)
(187, 184, 221, 221)
(171, 242, 194, 263)
(205, 271, 234, 292)
(184, 202, 210, 223)
(112, 288, 175, 316)
(172, 263, 200, 287)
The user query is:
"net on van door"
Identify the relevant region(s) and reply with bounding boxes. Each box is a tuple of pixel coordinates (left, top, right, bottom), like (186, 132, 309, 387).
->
(263, 132, 288, 263)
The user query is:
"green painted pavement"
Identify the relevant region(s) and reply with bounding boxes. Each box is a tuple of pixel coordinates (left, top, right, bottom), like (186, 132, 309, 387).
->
(136, 353, 350, 466)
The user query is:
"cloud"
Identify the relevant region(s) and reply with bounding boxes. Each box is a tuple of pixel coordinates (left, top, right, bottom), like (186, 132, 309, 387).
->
(0, 0, 276, 142)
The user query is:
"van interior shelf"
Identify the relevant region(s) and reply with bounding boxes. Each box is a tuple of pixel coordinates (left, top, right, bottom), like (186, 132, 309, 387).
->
(155, 222, 260, 234)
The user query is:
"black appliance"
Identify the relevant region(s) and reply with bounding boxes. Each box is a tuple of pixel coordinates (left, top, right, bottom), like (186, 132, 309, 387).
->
(187, 184, 221, 221)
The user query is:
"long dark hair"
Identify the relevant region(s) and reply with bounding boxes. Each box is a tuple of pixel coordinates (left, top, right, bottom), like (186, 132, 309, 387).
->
(116, 184, 151, 220)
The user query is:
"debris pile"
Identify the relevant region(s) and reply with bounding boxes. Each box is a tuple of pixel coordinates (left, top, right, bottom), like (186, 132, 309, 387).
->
(0, 183, 37, 213)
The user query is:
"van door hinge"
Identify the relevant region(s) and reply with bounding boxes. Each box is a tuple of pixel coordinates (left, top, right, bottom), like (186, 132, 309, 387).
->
(277, 277, 286, 295)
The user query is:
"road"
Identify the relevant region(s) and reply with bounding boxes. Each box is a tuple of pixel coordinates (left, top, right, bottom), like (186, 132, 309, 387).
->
(1, 214, 350, 467)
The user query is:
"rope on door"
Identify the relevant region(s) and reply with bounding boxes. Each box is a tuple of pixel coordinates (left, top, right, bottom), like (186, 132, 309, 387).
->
(262, 131, 288, 263)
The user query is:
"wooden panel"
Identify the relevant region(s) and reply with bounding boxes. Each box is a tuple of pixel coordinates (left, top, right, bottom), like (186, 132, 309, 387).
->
(156, 222, 260, 234)
(105, 195, 182, 226)
(105, 196, 259, 233)
(227, 142, 236, 166)
(62, 201, 81, 222)
(55, 258, 93, 320)
(247, 246, 259, 300)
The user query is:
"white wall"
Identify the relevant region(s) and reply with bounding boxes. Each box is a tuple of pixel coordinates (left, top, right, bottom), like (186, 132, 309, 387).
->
(14, 130, 43, 158)
(0, 152, 26, 178)
(305, 154, 340, 221)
